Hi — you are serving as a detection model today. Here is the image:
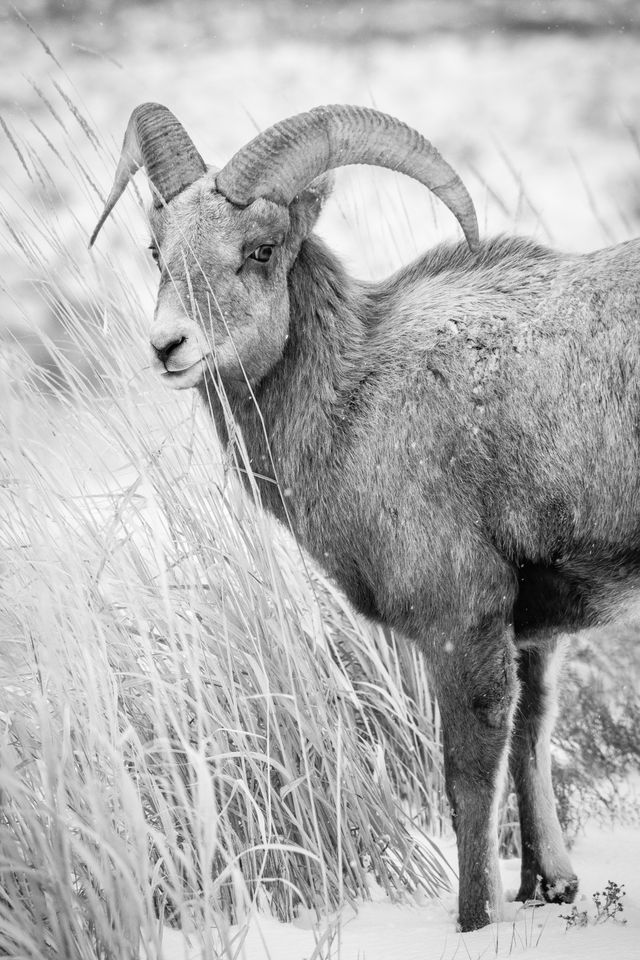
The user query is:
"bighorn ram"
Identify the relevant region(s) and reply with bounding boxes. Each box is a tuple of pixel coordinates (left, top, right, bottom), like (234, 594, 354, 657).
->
(91, 102, 640, 932)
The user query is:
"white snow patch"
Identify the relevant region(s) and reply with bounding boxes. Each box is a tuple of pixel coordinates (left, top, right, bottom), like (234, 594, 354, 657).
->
(157, 824, 640, 959)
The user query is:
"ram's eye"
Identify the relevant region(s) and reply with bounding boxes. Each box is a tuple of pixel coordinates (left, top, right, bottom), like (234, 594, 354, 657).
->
(148, 244, 160, 266)
(248, 244, 274, 263)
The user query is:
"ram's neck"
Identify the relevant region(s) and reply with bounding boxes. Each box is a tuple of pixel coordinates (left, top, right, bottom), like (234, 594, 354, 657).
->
(214, 235, 366, 527)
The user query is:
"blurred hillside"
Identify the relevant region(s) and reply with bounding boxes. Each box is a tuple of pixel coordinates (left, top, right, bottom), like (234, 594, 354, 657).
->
(2, 0, 640, 381)
(9, 0, 640, 40)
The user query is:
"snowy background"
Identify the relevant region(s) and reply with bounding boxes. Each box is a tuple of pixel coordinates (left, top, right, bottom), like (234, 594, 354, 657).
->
(4, 0, 640, 353)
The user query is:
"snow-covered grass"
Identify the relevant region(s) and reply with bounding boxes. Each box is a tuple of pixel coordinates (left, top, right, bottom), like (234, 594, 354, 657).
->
(2, 7, 640, 959)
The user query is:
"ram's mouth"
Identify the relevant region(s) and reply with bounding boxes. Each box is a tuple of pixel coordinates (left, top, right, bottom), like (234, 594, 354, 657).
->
(161, 358, 206, 389)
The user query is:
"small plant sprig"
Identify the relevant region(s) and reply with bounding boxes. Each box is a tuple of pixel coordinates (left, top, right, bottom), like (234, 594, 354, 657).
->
(561, 881, 626, 931)
(560, 904, 589, 929)
(593, 881, 627, 924)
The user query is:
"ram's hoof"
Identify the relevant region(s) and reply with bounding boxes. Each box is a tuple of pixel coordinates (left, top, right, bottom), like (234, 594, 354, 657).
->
(541, 874, 579, 904)
(516, 873, 579, 905)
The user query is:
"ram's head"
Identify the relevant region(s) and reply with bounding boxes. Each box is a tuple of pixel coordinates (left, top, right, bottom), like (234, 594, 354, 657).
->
(91, 103, 478, 391)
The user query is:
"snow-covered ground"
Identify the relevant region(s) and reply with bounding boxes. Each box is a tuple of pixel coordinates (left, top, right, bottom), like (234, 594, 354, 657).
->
(157, 825, 640, 960)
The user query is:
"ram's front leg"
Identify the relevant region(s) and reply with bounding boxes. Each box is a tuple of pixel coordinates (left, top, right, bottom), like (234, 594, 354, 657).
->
(433, 620, 518, 932)
(510, 638, 577, 904)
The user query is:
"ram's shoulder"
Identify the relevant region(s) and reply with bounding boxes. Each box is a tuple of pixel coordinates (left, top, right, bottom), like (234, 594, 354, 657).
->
(419, 234, 558, 279)
(361, 236, 562, 353)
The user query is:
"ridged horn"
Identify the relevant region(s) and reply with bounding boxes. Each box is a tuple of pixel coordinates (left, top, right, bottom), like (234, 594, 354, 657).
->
(216, 104, 479, 251)
(89, 102, 206, 247)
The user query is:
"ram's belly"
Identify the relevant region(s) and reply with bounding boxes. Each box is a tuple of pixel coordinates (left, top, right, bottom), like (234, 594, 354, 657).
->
(515, 551, 640, 638)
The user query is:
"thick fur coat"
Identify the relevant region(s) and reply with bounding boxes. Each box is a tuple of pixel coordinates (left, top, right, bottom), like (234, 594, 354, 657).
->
(193, 230, 640, 929)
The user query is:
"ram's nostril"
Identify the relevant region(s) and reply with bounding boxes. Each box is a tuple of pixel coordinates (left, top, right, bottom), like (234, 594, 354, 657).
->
(154, 335, 187, 365)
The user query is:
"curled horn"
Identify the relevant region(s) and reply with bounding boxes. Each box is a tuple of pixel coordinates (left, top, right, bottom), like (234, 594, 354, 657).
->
(215, 104, 479, 251)
(89, 102, 206, 247)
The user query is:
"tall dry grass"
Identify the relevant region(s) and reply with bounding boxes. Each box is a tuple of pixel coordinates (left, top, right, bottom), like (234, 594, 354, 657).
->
(0, 45, 449, 960)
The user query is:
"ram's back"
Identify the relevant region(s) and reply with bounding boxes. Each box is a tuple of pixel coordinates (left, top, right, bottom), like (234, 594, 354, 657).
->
(339, 237, 640, 617)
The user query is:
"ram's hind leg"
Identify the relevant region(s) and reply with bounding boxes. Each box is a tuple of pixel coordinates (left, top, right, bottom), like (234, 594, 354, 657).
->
(510, 637, 577, 904)
(432, 619, 518, 932)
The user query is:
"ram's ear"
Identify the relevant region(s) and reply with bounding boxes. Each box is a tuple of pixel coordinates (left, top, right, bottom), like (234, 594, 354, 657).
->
(288, 172, 334, 242)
